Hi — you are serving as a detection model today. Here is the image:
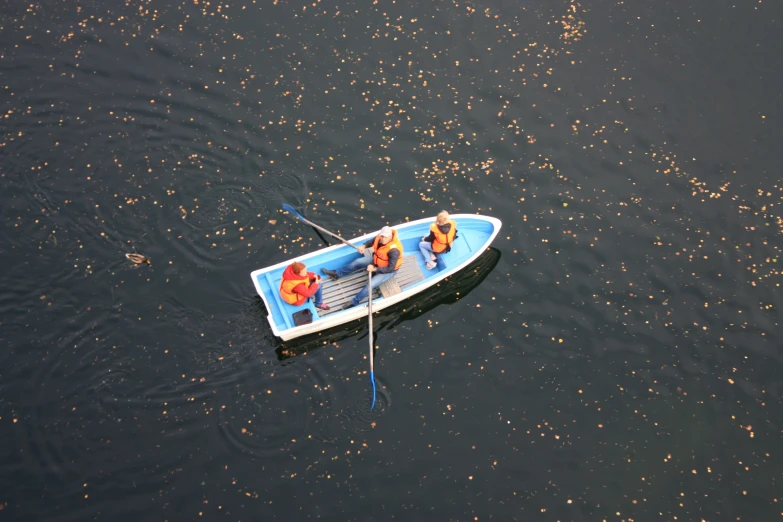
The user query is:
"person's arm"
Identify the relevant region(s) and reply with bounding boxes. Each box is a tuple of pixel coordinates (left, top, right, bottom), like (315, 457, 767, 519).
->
(445, 228, 457, 252)
(357, 237, 376, 255)
(293, 281, 320, 298)
(374, 248, 400, 274)
(422, 230, 436, 242)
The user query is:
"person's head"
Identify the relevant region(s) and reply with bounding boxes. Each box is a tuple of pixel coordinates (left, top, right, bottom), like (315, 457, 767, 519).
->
(290, 261, 307, 277)
(436, 210, 450, 225)
(379, 226, 394, 245)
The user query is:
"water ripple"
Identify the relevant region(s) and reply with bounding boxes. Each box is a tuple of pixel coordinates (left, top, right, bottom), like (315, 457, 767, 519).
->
(216, 359, 338, 459)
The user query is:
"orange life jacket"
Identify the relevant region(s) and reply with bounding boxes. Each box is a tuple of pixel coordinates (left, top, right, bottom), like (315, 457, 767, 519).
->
(279, 265, 312, 305)
(430, 220, 456, 253)
(372, 229, 403, 270)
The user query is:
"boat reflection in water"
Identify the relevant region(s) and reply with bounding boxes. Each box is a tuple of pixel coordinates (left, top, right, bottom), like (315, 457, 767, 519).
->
(274, 247, 501, 361)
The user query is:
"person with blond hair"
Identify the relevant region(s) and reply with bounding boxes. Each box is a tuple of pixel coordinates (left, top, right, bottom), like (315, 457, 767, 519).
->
(279, 261, 330, 310)
(419, 210, 457, 269)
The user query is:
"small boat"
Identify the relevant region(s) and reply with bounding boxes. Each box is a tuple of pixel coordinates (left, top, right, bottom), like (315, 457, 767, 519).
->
(250, 214, 502, 341)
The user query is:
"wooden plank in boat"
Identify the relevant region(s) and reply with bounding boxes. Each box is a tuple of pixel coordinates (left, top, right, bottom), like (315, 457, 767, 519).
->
(317, 255, 424, 316)
(379, 277, 401, 298)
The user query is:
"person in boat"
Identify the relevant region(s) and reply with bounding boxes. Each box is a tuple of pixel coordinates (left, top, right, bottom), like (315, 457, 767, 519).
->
(321, 225, 403, 310)
(419, 210, 457, 269)
(279, 261, 330, 311)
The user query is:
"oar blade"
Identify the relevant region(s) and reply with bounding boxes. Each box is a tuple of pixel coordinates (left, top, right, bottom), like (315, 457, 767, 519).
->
(370, 371, 376, 410)
(281, 203, 305, 221)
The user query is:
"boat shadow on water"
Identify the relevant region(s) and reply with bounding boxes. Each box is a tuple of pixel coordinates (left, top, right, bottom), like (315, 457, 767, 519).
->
(268, 247, 501, 361)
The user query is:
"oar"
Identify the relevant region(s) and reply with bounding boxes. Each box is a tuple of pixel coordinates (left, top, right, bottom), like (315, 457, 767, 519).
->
(312, 227, 332, 248)
(281, 204, 360, 251)
(367, 271, 377, 410)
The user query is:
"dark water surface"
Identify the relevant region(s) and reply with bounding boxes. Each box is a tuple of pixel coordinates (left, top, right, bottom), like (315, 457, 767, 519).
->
(2, 0, 782, 520)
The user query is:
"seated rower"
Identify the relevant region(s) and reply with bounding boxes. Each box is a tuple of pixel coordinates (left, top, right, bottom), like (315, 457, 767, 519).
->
(279, 261, 330, 311)
(419, 210, 457, 269)
(321, 226, 403, 310)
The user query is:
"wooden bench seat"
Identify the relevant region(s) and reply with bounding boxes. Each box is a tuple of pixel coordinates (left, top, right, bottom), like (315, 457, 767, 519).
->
(318, 255, 424, 316)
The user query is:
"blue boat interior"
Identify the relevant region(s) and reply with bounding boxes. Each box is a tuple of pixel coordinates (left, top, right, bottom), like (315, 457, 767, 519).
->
(255, 217, 495, 333)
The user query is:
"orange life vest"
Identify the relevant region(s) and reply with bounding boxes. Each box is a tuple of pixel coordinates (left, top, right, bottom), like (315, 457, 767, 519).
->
(430, 220, 456, 253)
(279, 265, 312, 305)
(372, 229, 403, 270)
